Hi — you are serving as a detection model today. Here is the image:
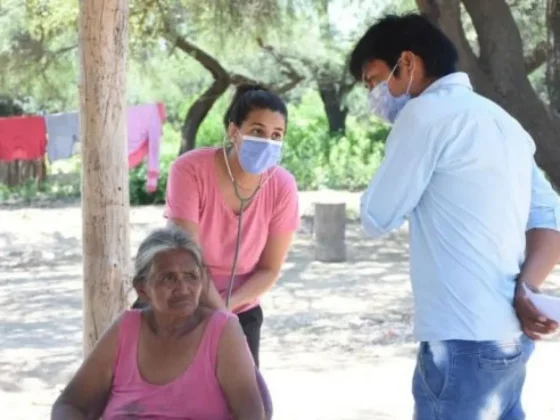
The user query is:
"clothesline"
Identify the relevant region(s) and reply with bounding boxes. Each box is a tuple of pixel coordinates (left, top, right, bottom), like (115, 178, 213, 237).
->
(0, 102, 166, 192)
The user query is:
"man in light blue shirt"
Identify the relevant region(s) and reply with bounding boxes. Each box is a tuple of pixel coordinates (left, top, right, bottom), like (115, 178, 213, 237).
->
(349, 13, 560, 419)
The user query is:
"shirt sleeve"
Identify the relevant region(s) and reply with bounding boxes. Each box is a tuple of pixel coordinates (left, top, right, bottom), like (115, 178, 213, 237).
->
(164, 158, 200, 224)
(360, 109, 443, 239)
(269, 171, 300, 235)
(527, 160, 560, 231)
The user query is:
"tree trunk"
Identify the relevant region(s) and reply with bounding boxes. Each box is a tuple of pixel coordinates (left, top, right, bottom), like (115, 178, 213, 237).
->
(179, 77, 230, 155)
(79, 0, 131, 355)
(417, 0, 560, 187)
(313, 202, 346, 262)
(547, 0, 560, 111)
(318, 83, 348, 134)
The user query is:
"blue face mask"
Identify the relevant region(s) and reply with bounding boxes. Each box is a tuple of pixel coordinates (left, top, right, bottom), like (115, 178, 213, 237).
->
(238, 135, 282, 174)
(368, 82, 410, 124)
(367, 61, 414, 124)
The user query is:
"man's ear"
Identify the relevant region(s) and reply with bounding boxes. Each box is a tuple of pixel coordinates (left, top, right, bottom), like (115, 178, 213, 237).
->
(400, 51, 416, 75)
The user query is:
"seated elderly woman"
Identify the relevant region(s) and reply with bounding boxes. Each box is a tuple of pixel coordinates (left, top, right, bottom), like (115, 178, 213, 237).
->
(51, 227, 268, 420)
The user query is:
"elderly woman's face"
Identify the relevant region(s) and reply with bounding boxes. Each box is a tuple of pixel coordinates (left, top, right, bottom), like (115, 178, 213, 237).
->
(142, 248, 204, 315)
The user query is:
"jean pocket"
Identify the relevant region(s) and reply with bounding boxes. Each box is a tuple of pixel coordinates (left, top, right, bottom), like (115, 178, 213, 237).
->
(478, 339, 524, 371)
(417, 342, 449, 400)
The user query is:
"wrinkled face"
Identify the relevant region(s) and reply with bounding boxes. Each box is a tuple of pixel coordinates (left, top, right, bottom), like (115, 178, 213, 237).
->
(228, 108, 286, 146)
(362, 51, 417, 97)
(138, 248, 205, 316)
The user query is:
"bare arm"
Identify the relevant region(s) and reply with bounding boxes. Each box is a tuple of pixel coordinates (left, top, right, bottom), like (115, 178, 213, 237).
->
(518, 229, 560, 289)
(519, 161, 560, 288)
(168, 218, 226, 310)
(229, 232, 293, 312)
(51, 315, 121, 419)
(514, 161, 560, 339)
(217, 318, 265, 420)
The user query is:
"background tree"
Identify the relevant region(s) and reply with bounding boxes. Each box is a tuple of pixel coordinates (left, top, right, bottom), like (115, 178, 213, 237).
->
(415, 0, 560, 187)
(130, 0, 305, 155)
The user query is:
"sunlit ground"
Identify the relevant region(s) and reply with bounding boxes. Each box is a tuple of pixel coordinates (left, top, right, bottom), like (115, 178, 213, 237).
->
(1, 191, 559, 419)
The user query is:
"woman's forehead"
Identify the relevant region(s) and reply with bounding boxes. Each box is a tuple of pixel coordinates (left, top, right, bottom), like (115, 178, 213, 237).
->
(152, 249, 198, 270)
(243, 109, 285, 130)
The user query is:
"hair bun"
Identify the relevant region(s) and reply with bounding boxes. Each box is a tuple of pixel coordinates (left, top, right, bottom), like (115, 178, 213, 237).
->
(223, 82, 287, 129)
(234, 83, 269, 97)
(230, 83, 268, 107)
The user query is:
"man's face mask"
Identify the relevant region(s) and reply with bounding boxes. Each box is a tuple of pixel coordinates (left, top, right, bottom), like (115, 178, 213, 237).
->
(367, 60, 414, 124)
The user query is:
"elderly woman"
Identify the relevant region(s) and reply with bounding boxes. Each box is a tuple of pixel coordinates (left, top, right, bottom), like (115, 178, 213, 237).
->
(51, 227, 266, 420)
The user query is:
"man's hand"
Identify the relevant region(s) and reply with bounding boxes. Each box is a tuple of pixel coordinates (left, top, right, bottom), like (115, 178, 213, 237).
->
(514, 282, 558, 339)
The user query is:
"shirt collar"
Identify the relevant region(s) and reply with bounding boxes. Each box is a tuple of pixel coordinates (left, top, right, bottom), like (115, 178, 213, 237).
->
(421, 72, 472, 96)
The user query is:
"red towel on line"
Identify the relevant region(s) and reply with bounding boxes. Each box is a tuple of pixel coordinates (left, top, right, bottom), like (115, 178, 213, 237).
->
(0, 116, 47, 162)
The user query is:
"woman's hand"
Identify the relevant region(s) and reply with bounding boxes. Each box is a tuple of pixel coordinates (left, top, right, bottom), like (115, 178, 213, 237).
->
(201, 279, 227, 311)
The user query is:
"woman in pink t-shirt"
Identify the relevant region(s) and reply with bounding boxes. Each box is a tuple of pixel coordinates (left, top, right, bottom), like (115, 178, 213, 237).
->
(51, 227, 266, 420)
(161, 84, 299, 366)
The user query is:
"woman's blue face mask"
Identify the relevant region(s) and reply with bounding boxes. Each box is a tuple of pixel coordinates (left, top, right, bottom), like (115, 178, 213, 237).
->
(367, 61, 414, 124)
(237, 135, 283, 174)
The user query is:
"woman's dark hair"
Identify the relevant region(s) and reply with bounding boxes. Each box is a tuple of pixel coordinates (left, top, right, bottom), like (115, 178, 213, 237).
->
(349, 13, 458, 81)
(223, 83, 288, 129)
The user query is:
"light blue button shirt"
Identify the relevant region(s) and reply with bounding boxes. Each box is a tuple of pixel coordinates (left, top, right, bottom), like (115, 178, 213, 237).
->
(361, 72, 560, 342)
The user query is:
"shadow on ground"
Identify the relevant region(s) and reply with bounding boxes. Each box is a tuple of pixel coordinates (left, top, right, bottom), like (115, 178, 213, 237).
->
(1, 200, 560, 419)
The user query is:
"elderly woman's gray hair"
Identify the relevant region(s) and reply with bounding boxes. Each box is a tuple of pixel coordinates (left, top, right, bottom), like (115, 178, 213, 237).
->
(132, 226, 204, 287)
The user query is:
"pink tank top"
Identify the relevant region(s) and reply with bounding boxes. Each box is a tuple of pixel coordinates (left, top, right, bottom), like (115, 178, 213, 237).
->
(103, 310, 234, 420)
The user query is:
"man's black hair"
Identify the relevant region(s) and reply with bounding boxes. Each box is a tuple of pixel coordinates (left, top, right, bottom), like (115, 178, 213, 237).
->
(223, 83, 288, 129)
(349, 13, 459, 81)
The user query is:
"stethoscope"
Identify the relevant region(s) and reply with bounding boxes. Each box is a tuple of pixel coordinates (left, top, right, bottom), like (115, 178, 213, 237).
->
(222, 144, 277, 310)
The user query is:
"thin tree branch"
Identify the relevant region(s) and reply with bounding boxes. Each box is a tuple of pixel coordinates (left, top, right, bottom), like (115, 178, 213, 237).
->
(173, 35, 229, 81)
(416, 0, 498, 101)
(258, 37, 319, 74)
(525, 41, 547, 74)
(461, 0, 527, 89)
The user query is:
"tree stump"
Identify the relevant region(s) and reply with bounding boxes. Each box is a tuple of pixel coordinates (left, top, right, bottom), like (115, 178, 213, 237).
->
(313, 202, 346, 262)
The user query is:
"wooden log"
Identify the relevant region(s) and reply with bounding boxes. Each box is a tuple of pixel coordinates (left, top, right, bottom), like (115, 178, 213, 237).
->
(79, 0, 130, 355)
(0, 159, 44, 187)
(313, 202, 346, 262)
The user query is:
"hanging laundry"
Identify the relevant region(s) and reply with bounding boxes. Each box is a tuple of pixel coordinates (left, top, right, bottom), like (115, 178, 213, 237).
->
(45, 111, 80, 163)
(127, 103, 164, 192)
(0, 116, 47, 162)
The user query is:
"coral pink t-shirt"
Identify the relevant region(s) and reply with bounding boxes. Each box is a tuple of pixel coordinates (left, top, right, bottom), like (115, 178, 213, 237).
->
(164, 147, 299, 313)
(103, 310, 234, 420)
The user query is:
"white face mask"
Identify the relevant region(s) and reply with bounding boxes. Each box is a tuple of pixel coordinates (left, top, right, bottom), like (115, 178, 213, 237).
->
(367, 61, 414, 124)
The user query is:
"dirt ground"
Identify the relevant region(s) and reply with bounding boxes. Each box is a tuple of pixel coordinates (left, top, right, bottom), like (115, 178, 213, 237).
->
(1, 191, 559, 419)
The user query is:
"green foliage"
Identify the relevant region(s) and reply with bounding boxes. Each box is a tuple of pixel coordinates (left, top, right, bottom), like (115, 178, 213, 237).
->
(0, 176, 80, 204)
(127, 90, 388, 205)
(0, 0, 78, 112)
(1, 89, 388, 206)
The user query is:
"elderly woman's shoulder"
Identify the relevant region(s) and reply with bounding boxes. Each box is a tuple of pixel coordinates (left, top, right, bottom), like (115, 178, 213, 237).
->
(87, 310, 136, 353)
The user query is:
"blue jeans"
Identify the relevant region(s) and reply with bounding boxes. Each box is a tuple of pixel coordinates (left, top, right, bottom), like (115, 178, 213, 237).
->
(413, 335, 534, 419)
